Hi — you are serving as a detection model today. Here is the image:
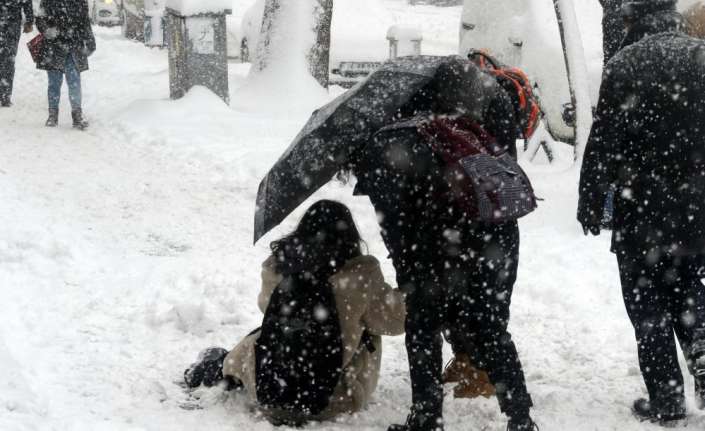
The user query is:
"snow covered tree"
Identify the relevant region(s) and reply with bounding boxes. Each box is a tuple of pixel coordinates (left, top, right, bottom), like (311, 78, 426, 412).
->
(254, 0, 333, 88)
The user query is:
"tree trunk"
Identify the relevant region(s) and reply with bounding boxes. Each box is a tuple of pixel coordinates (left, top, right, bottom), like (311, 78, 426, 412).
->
(308, 0, 333, 88)
(254, 0, 281, 73)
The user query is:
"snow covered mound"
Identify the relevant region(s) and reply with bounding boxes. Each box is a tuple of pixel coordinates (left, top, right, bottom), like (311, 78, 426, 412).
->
(116, 86, 234, 131)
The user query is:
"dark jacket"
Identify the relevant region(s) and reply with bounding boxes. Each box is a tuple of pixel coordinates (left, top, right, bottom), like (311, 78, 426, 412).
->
(352, 81, 519, 285)
(599, 0, 624, 62)
(0, 0, 34, 27)
(36, 0, 95, 72)
(578, 10, 705, 256)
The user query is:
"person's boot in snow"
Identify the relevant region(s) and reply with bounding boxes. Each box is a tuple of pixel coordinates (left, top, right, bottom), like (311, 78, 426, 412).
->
(46, 109, 59, 127)
(388, 409, 443, 431)
(631, 398, 686, 425)
(442, 354, 495, 398)
(72, 109, 89, 130)
(184, 347, 231, 388)
(507, 415, 539, 431)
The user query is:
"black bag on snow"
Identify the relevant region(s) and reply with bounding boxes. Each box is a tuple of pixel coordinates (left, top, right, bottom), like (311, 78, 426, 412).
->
(254, 274, 344, 417)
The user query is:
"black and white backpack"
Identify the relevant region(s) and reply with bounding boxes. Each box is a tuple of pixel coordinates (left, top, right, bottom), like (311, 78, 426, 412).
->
(254, 273, 344, 417)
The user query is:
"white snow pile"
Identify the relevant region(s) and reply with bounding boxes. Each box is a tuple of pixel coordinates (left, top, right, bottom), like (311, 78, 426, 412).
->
(233, 0, 329, 112)
(115, 86, 234, 138)
(165, 0, 232, 15)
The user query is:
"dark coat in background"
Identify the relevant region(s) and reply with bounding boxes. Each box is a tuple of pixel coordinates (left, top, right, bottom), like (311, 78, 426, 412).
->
(600, 0, 625, 62)
(36, 0, 95, 72)
(578, 10, 705, 256)
(0, 0, 34, 101)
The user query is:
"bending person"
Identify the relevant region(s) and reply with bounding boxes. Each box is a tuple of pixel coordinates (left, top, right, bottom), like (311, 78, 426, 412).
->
(184, 200, 406, 426)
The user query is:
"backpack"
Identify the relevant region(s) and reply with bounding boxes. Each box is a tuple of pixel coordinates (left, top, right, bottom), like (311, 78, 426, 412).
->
(414, 115, 538, 223)
(468, 50, 541, 140)
(254, 273, 344, 418)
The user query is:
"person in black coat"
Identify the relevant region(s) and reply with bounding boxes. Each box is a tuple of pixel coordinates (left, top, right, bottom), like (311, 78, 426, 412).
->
(578, 0, 705, 424)
(600, 0, 625, 63)
(350, 61, 536, 431)
(36, 0, 95, 129)
(0, 0, 34, 107)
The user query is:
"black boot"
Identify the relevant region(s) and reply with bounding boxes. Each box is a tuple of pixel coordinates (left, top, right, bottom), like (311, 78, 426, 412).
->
(632, 398, 686, 425)
(184, 347, 229, 388)
(388, 410, 443, 431)
(1, 99, 11, 107)
(72, 109, 88, 130)
(507, 414, 539, 431)
(46, 109, 58, 127)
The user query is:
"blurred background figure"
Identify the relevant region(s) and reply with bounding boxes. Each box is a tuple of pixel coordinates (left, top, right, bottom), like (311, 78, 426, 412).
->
(684, 1, 705, 37)
(0, 0, 34, 107)
(36, 0, 95, 129)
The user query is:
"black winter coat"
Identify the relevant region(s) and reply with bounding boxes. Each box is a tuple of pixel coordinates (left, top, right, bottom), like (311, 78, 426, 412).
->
(0, 0, 34, 27)
(599, 0, 624, 63)
(352, 82, 519, 285)
(578, 11, 705, 256)
(36, 0, 95, 72)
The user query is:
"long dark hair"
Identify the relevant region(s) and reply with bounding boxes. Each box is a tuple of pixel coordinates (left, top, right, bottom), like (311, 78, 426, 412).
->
(270, 200, 363, 282)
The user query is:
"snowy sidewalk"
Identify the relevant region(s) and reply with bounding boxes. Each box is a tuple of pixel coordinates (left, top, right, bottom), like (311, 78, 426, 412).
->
(1, 25, 704, 431)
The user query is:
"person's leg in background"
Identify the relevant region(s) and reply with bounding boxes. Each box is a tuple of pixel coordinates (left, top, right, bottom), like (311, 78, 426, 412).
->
(664, 255, 705, 410)
(389, 269, 445, 431)
(617, 251, 686, 422)
(64, 54, 87, 130)
(46, 66, 63, 127)
(455, 222, 534, 430)
(0, 22, 21, 106)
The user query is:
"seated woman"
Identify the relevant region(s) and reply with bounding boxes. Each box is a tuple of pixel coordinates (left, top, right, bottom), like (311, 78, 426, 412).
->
(185, 200, 405, 425)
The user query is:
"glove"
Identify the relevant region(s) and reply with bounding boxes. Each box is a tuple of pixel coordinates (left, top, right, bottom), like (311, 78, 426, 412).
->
(582, 224, 601, 236)
(23, 23, 33, 33)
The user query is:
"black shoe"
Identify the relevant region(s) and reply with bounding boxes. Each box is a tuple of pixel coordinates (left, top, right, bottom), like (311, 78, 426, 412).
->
(1, 100, 11, 107)
(46, 109, 58, 127)
(184, 347, 229, 388)
(632, 398, 686, 426)
(388, 410, 443, 431)
(72, 109, 89, 130)
(507, 417, 539, 431)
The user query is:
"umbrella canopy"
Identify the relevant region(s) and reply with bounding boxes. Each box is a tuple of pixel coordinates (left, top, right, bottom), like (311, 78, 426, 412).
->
(254, 55, 496, 244)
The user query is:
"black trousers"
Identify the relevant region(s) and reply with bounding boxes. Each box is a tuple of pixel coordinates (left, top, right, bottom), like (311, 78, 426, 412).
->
(0, 20, 21, 103)
(617, 250, 705, 411)
(401, 222, 532, 420)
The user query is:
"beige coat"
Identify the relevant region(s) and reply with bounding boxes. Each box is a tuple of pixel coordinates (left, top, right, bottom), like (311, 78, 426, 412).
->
(223, 254, 405, 420)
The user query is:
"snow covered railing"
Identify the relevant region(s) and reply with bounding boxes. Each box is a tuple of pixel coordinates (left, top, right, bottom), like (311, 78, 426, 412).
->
(386, 26, 423, 59)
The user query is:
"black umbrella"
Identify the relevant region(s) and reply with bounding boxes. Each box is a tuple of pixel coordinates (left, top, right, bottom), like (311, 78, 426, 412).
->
(254, 55, 495, 244)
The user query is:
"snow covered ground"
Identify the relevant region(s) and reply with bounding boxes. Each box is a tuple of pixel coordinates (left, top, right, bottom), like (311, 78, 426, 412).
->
(1, 3, 705, 431)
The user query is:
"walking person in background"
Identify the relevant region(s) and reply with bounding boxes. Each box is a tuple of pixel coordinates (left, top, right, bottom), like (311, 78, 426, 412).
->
(36, 0, 95, 130)
(579, 0, 705, 425)
(0, 0, 34, 107)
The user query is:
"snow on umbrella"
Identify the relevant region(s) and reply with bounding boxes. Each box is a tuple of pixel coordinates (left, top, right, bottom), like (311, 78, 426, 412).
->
(254, 55, 494, 243)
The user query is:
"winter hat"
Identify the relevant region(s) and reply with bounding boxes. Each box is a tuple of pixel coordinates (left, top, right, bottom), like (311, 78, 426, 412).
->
(621, 0, 677, 21)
